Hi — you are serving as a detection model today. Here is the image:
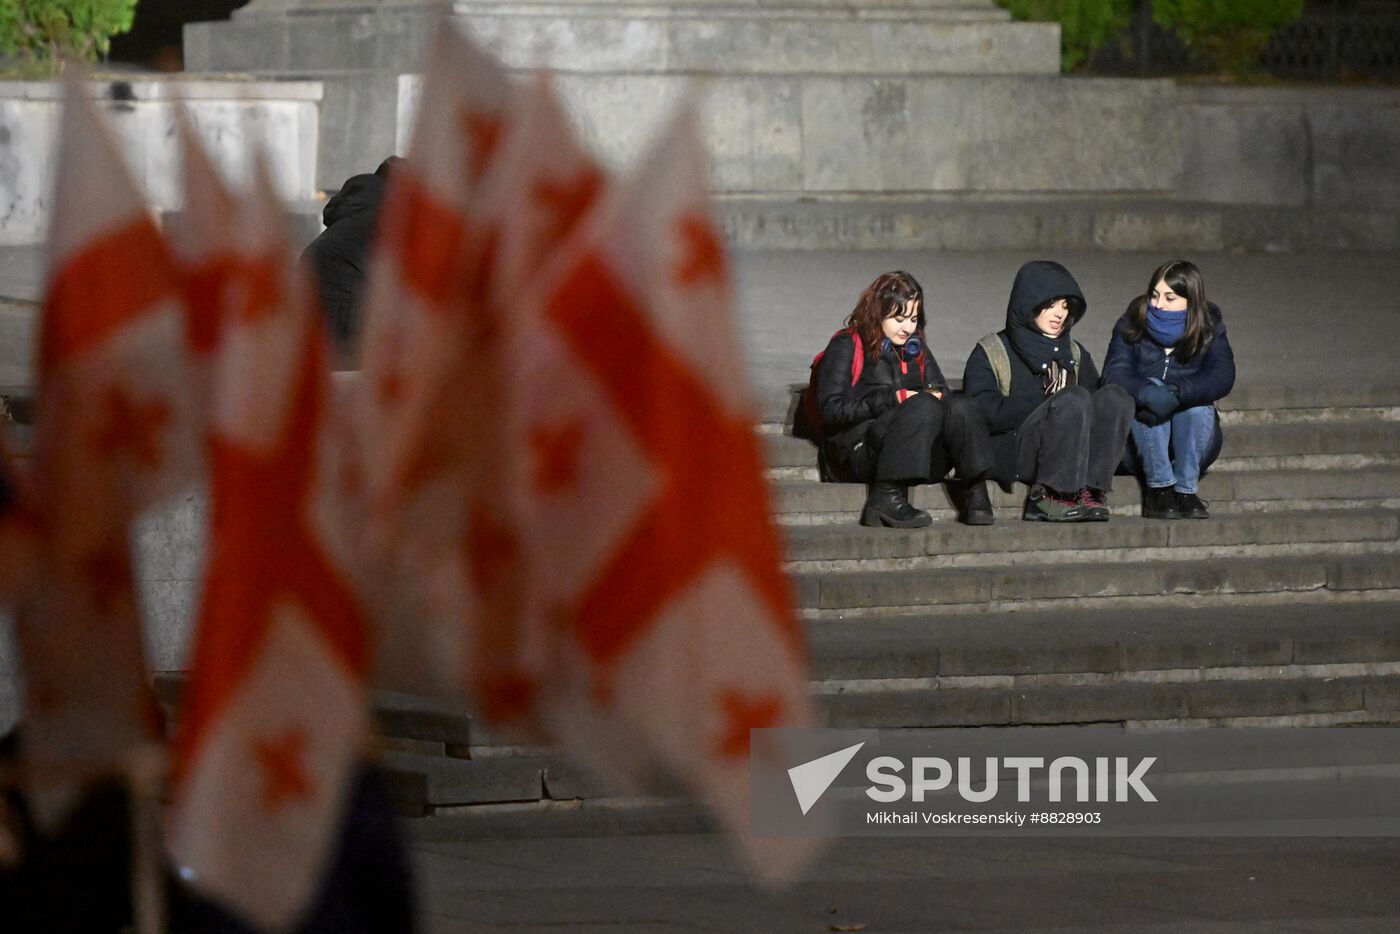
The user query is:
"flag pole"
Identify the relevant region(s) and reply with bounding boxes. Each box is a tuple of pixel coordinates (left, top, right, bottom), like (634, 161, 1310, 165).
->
(127, 742, 168, 934)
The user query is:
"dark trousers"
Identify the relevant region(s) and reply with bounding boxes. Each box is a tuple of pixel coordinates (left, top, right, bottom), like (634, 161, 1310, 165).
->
(868, 393, 997, 485)
(1017, 384, 1133, 493)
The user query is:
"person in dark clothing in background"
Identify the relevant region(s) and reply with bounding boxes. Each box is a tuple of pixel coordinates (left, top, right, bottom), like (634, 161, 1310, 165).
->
(1102, 259, 1236, 519)
(301, 156, 402, 363)
(963, 260, 1134, 522)
(807, 271, 997, 528)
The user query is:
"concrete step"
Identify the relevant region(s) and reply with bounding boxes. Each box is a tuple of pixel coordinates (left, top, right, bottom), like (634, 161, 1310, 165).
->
(794, 551, 1400, 617)
(782, 509, 1400, 569)
(714, 195, 1400, 252)
(822, 673, 1400, 729)
(762, 418, 1400, 477)
(754, 383, 1400, 431)
(771, 467, 1400, 524)
(806, 601, 1400, 683)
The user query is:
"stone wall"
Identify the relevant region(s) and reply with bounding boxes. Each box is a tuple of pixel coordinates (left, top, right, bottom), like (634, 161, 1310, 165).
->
(0, 78, 322, 246)
(1177, 84, 1400, 212)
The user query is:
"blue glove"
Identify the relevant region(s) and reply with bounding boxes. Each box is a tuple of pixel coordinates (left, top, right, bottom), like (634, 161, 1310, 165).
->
(1136, 382, 1180, 423)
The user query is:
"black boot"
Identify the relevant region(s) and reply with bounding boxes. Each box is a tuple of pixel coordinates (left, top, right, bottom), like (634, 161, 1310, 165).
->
(1142, 485, 1182, 520)
(953, 479, 995, 526)
(861, 482, 932, 529)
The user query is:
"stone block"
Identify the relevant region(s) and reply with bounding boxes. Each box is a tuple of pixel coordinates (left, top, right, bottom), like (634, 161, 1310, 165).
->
(138, 580, 198, 671)
(380, 752, 544, 806)
(1092, 209, 1225, 252)
(783, 526, 925, 563)
(1011, 683, 1190, 724)
(1185, 679, 1365, 720)
(1310, 103, 1400, 211)
(990, 563, 1162, 602)
(0, 79, 320, 244)
(800, 77, 1177, 194)
(373, 694, 475, 747)
(1160, 557, 1327, 597)
(1227, 468, 1400, 502)
(1119, 630, 1293, 672)
(926, 520, 1166, 557)
(824, 687, 1012, 728)
(134, 492, 208, 583)
(1328, 555, 1400, 592)
(1166, 511, 1398, 549)
(817, 569, 991, 610)
(184, 18, 290, 72)
(938, 638, 1119, 678)
(1177, 103, 1308, 207)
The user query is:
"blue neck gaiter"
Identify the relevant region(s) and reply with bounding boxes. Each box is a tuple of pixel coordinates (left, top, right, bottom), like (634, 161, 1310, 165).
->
(1146, 304, 1187, 347)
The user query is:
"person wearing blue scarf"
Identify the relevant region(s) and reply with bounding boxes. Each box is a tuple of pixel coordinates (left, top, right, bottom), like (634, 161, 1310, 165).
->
(1102, 260, 1237, 519)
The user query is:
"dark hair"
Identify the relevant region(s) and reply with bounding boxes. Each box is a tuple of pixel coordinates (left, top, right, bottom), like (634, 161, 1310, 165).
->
(375, 156, 404, 179)
(844, 271, 924, 357)
(1124, 259, 1214, 361)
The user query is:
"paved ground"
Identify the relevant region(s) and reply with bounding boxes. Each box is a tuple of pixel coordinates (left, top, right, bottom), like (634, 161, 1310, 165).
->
(3, 246, 1398, 394)
(409, 831, 1400, 933)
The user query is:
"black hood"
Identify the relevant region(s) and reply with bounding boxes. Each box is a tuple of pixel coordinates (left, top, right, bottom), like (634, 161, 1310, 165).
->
(1005, 260, 1087, 333)
(323, 173, 385, 227)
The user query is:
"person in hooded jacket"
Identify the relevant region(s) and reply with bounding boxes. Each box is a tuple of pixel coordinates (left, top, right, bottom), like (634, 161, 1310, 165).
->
(301, 156, 402, 363)
(811, 271, 998, 528)
(1103, 260, 1236, 519)
(963, 260, 1134, 522)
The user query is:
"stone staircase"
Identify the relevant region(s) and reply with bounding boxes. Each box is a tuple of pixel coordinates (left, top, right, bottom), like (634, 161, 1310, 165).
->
(182, 381, 1397, 825)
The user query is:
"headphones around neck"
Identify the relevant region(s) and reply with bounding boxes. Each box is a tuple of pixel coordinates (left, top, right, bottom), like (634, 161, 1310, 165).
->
(882, 336, 922, 358)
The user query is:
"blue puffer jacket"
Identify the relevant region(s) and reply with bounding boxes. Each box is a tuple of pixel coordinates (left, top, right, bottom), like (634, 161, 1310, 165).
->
(1102, 303, 1236, 409)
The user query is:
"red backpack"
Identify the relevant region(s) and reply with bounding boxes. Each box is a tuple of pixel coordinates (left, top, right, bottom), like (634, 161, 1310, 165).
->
(794, 328, 864, 442)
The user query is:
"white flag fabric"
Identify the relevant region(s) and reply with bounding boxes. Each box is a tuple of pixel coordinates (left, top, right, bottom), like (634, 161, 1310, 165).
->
(168, 157, 371, 932)
(353, 24, 515, 695)
(490, 99, 822, 881)
(448, 72, 612, 725)
(17, 74, 199, 812)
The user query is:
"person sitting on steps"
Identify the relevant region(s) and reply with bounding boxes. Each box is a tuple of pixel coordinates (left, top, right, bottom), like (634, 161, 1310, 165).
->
(963, 260, 1134, 522)
(802, 271, 998, 528)
(1102, 259, 1236, 520)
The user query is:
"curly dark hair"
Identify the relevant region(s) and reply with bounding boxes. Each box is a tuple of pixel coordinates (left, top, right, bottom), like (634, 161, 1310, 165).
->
(844, 271, 924, 356)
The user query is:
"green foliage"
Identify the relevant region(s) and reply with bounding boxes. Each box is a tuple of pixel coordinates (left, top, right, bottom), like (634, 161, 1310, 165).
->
(998, 0, 1134, 71)
(1152, 0, 1305, 75)
(0, 0, 139, 77)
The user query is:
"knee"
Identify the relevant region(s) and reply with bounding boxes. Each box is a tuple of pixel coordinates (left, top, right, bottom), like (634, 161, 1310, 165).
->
(944, 393, 982, 423)
(1095, 383, 1135, 416)
(1050, 384, 1092, 413)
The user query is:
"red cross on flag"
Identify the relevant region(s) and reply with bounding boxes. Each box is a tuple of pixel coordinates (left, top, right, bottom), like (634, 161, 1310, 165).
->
(168, 158, 372, 931)
(448, 72, 610, 724)
(356, 23, 514, 531)
(491, 100, 820, 881)
(16, 74, 200, 817)
(170, 105, 239, 369)
(353, 25, 515, 695)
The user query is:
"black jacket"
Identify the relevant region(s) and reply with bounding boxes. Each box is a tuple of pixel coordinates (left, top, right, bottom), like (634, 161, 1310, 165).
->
(963, 261, 1101, 485)
(814, 329, 949, 481)
(1101, 302, 1236, 409)
(301, 173, 387, 356)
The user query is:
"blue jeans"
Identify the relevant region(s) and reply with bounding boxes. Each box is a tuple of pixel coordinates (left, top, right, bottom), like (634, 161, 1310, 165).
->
(1130, 387, 1218, 495)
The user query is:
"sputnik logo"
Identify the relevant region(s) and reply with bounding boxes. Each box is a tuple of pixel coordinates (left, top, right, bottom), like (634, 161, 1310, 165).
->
(787, 742, 866, 815)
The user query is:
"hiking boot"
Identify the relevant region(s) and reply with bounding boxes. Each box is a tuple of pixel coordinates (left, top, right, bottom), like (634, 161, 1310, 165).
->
(861, 482, 933, 529)
(1176, 491, 1210, 519)
(1142, 485, 1182, 520)
(1077, 487, 1110, 522)
(1022, 484, 1090, 522)
(956, 479, 995, 526)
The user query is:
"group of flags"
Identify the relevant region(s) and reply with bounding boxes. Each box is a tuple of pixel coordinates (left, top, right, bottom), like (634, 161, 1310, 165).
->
(2, 22, 818, 930)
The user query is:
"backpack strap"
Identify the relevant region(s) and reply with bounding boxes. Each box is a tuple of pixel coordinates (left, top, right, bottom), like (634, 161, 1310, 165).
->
(977, 333, 1012, 397)
(1071, 341, 1082, 384)
(849, 331, 864, 385)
